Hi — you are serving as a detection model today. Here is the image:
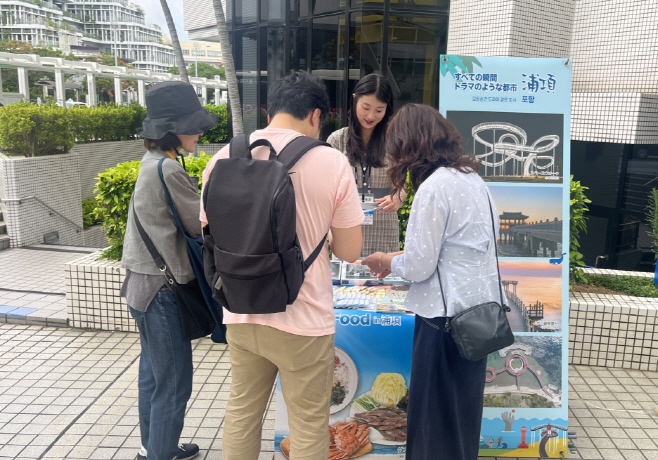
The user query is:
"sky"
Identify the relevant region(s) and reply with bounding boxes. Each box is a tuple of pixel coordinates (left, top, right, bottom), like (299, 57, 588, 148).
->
(488, 185, 563, 223)
(499, 260, 563, 324)
(140, 0, 189, 41)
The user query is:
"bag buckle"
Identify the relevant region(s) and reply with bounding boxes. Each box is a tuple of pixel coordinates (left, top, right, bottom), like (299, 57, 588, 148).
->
(160, 266, 175, 284)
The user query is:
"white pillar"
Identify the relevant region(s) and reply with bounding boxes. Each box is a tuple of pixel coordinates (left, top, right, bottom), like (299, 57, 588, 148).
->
(138, 80, 146, 106)
(114, 77, 122, 105)
(201, 84, 207, 106)
(17, 67, 30, 101)
(54, 69, 65, 107)
(87, 72, 97, 107)
(214, 88, 220, 106)
(0, 68, 3, 95)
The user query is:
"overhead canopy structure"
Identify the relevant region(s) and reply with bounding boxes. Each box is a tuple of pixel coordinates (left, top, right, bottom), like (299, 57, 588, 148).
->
(0, 51, 227, 107)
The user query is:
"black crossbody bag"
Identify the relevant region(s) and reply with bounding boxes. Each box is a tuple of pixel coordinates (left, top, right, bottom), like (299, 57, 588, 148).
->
(132, 206, 216, 341)
(424, 196, 514, 361)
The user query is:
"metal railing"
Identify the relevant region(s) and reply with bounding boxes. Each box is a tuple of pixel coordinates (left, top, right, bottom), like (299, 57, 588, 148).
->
(0, 196, 83, 232)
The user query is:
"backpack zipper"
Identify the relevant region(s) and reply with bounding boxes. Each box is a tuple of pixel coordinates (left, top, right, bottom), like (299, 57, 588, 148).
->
(270, 175, 290, 254)
(218, 271, 267, 281)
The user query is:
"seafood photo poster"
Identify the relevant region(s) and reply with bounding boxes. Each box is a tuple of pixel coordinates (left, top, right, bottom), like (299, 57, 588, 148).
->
(275, 311, 414, 459)
(440, 56, 572, 457)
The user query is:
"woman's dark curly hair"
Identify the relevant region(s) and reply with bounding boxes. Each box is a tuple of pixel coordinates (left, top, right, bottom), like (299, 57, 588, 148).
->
(386, 104, 480, 198)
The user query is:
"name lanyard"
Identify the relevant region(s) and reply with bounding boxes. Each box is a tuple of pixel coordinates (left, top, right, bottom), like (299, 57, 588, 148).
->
(355, 163, 372, 201)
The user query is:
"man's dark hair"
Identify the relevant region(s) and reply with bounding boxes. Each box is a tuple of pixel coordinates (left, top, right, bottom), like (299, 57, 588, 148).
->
(143, 132, 182, 152)
(267, 71, 330, 121)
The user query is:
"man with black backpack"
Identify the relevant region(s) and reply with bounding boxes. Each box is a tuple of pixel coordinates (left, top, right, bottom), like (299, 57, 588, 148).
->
(200, 71, 363, 459)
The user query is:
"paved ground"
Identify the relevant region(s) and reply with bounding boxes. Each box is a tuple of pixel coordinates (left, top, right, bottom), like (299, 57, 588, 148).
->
(2, 323, 658, 460)
(0, 246, 94, 326)
(2, 248, 658, 459)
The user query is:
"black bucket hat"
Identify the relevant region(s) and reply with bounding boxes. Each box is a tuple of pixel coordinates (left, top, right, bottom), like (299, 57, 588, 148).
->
(138, 81, 218, 139)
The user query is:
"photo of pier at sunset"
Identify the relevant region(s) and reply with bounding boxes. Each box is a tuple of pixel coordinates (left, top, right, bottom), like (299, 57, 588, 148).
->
(488, 185, 563, 258)
(498, 260, 563, 332)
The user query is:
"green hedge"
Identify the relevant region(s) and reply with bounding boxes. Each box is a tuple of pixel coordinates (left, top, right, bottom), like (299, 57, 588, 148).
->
(199, 104, 228, 144)
(93, 152, 213, 260)
(0, 102, 147, 156)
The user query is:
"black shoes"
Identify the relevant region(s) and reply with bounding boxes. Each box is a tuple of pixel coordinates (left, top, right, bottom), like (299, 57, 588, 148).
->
(135, 443, 200, 460)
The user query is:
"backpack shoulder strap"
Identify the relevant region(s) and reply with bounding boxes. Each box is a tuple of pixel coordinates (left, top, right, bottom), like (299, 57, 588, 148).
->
(277, 136, 330, 172)
(303, 233, 328, 272)
(229, 134, 250, 159)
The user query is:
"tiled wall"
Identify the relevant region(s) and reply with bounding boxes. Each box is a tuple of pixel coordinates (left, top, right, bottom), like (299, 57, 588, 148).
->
(0, 153, 84, 247)
(70, 140, 145, 200)
(447, 0, 658, 146)
(572, 93, 658, 144)
(194, 143, 227, 157)
(0, 141, 144, 248)
(447, 0, 574, 57)
(569, 292, 658, 372)
(636, 94, 658, 144)
(571, 0, 658, 94)
(65, 252, 135, 332)
(82, 224, 109, 248)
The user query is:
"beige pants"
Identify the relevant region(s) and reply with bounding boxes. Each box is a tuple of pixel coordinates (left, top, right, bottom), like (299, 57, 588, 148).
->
(222, 323, 334, 460)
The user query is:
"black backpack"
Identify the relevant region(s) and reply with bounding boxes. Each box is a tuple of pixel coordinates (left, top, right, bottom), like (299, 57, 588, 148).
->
(202, 134, 329, 314)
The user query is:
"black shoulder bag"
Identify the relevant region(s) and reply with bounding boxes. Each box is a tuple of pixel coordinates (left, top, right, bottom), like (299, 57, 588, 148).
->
(428, 196, 515, 361)
(131, 174, 217, 342)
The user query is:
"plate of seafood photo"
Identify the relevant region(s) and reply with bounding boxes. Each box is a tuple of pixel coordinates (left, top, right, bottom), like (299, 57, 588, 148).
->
(279, 421, 372, 460)
(348, 373, 408, 446)
(331, 347, 359, 415)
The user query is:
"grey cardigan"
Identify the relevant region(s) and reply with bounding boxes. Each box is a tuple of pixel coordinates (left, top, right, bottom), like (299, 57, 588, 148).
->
(121, 149, 201, 284)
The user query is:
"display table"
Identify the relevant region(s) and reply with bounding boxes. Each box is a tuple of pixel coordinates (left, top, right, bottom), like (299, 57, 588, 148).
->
(274, 283, 569, 459)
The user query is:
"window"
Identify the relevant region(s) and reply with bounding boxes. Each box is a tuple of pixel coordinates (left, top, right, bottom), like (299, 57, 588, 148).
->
(207, 50, 221, 57)
(183, 49, 190, 56)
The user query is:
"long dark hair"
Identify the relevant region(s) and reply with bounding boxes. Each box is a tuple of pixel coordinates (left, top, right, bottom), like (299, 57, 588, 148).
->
(346, 74, 393, 168)
(386, 104, 480, 198)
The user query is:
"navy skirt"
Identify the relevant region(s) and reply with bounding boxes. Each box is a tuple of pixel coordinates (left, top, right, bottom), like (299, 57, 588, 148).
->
(406, 316, 487, 460)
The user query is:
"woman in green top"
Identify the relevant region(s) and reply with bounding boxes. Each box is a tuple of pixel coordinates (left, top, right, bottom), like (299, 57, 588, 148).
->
(327, 74, 403, 257)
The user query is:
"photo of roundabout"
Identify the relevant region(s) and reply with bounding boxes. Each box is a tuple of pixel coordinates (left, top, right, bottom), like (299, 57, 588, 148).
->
(484, 337, 563, 408)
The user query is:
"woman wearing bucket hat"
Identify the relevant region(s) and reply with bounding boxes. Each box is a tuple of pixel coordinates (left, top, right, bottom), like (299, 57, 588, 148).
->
(121, 81, 217, 460)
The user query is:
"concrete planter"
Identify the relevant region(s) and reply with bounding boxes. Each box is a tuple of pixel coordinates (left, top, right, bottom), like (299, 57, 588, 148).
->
(65, 251, 135, 333)
(64, 257, 658, 372)
(568, 268, 658, 371)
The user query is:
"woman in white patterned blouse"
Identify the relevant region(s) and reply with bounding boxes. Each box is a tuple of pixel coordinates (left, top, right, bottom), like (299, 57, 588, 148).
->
(363, 104, 500, 460)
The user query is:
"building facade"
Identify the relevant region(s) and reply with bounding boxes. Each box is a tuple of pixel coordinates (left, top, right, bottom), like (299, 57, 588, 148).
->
(178, 40, 223, 69)
(184, 0, 658, 271)
(184, 0, 450, 135)
(0, 0, 175, 72)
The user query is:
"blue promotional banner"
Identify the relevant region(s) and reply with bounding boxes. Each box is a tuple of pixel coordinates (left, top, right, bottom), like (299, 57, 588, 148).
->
(439, 56, 572, 458)
(275, 308, 414, 460)
(274, 56, 571, 460)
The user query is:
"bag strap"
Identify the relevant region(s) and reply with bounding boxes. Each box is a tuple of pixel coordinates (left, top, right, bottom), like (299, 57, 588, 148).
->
(229, 134, 250, 159)
(131, 202, 175, 285)
(304, 233, 328, 272)
(277, 136, 330, 172)
(157, 158, 192, 239)
(435, 193, 506, 311)
(277, 135, 330, 270)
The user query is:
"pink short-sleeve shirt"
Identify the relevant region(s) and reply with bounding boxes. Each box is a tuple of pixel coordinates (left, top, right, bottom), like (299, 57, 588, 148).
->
(200, 128, 364, 336)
